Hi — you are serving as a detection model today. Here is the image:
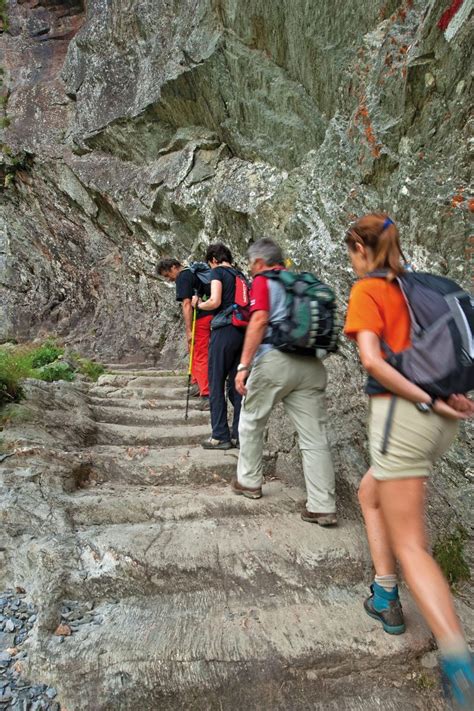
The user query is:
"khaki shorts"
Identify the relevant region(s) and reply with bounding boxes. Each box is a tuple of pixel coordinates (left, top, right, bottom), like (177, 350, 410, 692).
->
(369, 396, 459, 481)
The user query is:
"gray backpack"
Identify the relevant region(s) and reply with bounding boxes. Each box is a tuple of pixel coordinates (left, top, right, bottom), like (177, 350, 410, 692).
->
(369, 270, 474, 397)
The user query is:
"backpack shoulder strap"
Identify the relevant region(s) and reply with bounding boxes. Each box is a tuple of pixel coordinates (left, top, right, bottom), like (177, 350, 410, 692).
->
(365, 269, 390, 280)
(260, 269, 289, 282)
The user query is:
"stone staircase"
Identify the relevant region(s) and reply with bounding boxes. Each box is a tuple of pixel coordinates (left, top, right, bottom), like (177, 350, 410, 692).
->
(28, 370, 450, 710)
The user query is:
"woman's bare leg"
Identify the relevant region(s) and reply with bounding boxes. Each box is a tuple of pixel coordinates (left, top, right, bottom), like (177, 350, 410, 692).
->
(358, 468, 396, 576)
(377, 476, 464, 645)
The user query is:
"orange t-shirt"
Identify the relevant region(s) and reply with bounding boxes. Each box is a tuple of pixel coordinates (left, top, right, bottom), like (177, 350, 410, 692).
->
(344, 277, 411, 356)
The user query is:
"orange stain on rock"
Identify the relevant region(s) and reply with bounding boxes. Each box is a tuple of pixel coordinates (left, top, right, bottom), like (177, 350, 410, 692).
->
(451, 194, 465, 207)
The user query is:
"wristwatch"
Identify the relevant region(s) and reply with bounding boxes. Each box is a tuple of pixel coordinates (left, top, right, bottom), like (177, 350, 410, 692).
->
(237, 364, 250, 373)
(415, 397, 436, 413)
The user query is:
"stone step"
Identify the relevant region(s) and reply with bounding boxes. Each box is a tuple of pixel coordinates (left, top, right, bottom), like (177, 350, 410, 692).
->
(97, 374, 187, 388)
(89, 385, 191, 401)
(65, 497, 366, 598)
(105, 362, 154, 371)
(94, 423, 212, 446)
(91, 404, 209, 426)
(87, 396, 202, 411)
(67, 480, 344, 527)
(32, 586, 435, 711)
(79, 445, 271, 487)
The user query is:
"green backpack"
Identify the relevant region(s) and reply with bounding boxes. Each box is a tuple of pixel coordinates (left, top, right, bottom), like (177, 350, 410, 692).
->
(262, 270, 341, 357)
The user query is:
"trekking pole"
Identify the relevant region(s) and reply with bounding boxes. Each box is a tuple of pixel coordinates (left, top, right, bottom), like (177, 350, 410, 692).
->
(185, 307, 197, 420)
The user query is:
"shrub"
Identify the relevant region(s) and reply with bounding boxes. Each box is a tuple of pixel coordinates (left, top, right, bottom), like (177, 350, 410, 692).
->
(39, 361, 75, 382)
(0, 341, 71, 406)
(0, 347, 30, 406)
(30, 341, 64, 368)
(0, 342, 106, 408)
(77, 359, 106, 382)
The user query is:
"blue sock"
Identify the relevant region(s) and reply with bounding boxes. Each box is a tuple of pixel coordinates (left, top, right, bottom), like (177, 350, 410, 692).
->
(372, 581, 399, 612)
(441, 654, 474, 706)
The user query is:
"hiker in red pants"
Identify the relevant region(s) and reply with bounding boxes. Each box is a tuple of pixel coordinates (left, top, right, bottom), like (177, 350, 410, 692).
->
(344, 213, 474, 708)
(157, 258, 213, 410)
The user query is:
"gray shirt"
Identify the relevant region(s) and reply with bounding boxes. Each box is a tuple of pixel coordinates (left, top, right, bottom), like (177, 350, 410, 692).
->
(251, 271, 287, 363)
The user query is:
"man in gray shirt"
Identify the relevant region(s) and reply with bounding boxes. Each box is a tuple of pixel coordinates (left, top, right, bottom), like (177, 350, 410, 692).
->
(233, 238, 337, 525)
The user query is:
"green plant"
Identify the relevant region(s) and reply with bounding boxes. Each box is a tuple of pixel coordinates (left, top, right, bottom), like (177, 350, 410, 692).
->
(30, 340, 64, 368)
(77, 359, 106, 382)
(0, 1, 8, 33)
(39, 361, 75, 382)
(0, 347, 30, 406)
(433, 527, 470, 589)
(415, 672, 436, 691)
(0, 341, 72, 406)
(0, 403, 34, 427)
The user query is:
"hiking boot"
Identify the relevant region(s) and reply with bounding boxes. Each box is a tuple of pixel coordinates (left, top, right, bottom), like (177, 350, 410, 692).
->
(231, 477, 262, 499)
(364, 583, 406, 635)
(301, 508, 337, 526)
(231, 437, 240, 449)
(440, 654, 474, 709)
(196, 397, 210, 411)
(190, 384, 200, 398)
(201, 437, 232, 450)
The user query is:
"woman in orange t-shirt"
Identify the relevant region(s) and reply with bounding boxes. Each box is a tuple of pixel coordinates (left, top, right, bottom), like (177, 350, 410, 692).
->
(344, 213, 473, 706)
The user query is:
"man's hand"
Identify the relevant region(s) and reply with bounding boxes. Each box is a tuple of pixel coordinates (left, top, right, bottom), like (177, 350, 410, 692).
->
(191, 295, 199, 309)
(235, 371, 248, 397)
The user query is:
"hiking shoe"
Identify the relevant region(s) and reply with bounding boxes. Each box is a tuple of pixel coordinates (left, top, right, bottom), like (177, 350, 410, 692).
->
(190, 384, 200, 398)
(196, 397, 210, 411)
(231, 437, 240, 449)
(301, 508, 337, 526)
(231, 477, 262, 499)
(201, 437, 232, 450)
(440, 654, 474, 709)
(364, 583, 406, 635)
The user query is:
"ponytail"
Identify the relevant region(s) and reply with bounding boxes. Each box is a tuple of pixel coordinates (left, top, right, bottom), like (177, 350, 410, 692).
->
(345, 213, 406, 277)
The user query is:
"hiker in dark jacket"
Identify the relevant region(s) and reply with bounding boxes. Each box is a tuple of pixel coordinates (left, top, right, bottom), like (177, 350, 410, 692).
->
(192, 243, 244, 450)
(157, 258, 211, 410)
(345, 212, 474, 707)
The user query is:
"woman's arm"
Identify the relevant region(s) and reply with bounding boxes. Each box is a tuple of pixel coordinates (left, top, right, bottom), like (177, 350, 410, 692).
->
(192, 279, 222, 311)
(356, 331, 471, 419)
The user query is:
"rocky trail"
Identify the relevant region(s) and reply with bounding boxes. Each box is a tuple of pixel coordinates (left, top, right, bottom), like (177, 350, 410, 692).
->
(2, 370, 468, 710)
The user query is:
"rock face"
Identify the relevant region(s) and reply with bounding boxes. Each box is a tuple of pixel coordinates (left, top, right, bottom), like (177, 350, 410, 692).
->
(1, 373, 471, 710)
(1, 0, 472, 360)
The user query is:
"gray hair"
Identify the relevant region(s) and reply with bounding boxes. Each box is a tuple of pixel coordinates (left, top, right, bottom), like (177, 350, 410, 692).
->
(247, 238, 284, 266)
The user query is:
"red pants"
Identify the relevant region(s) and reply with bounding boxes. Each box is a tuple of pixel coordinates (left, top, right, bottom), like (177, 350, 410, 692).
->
(192, 315, 212, 396)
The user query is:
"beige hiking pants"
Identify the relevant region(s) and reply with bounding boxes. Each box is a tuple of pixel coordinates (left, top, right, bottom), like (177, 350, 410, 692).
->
(237, 350, 336, 513)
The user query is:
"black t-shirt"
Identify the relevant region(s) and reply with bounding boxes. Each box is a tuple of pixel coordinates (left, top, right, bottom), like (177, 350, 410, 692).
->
(211, 266, 237, 314)
(175, 269, 211, 319)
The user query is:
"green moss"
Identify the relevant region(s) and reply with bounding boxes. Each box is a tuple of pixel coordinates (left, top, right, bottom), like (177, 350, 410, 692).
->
(0, 0, 8, 32)
(0, 403, 35, 427)
(433, 527, 470, 589)
(415, 672, 437, 692)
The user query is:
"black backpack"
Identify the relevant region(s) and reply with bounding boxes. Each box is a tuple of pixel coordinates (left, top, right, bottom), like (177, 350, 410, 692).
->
(369, 270, 474, 397)
(262, 270, 341, 357)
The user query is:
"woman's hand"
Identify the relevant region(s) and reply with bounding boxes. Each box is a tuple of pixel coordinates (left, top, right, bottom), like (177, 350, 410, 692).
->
(433, 398, 473, 420)
(191, 295, 200, 309)
(446, 394, 474, 415)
